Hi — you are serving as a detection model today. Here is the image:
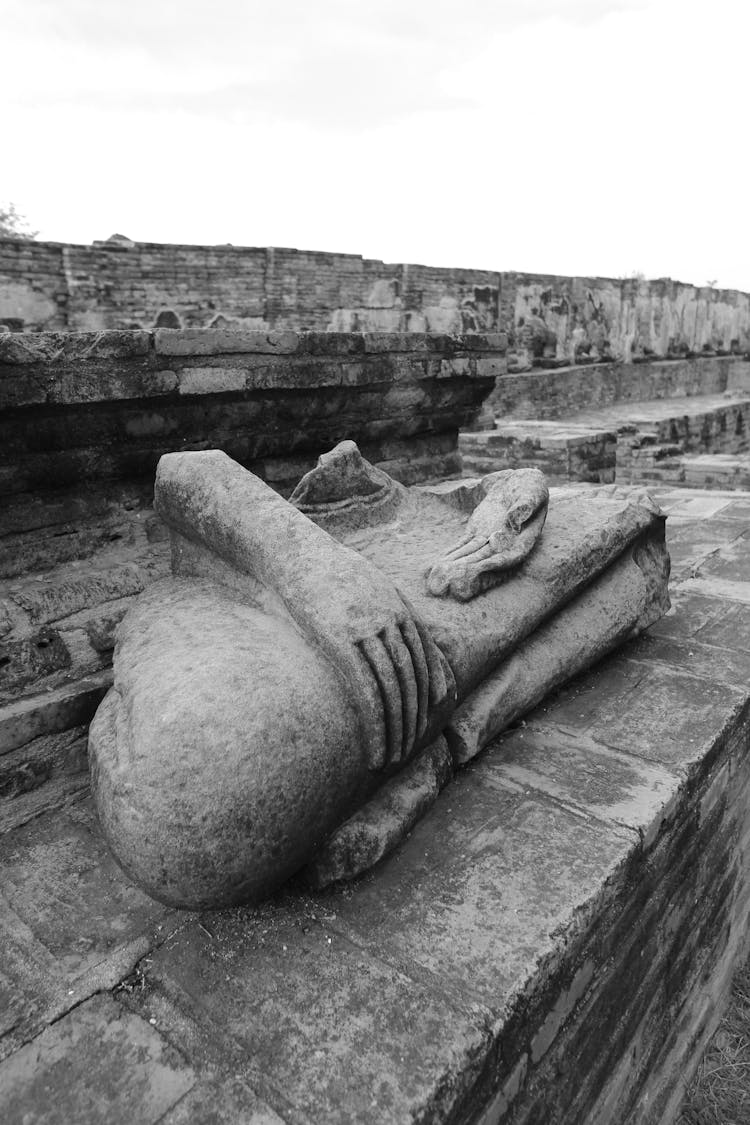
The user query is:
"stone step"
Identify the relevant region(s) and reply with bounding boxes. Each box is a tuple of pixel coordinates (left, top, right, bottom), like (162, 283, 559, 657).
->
(0, 672, 111, 832)
(459, 422, 616, 484)
(0, 671, 112, 757)
(625, 440, 684, 458)
(461, 395, 750, 488)
(681, 454, 750, 491)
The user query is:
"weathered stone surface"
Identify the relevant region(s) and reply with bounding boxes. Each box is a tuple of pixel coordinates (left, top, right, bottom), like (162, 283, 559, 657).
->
(306, 736, 453, 888)
(447, 536, 671, 764)
(84, 603, 130, 651)
(158, 1079, 284, 1125)
(0, 673, 111, 755)
(0, 329, 151, 365)
(177, 365, 246, 394)
(140, 912, 491, 1125)
(89, 445, 669, 909)
(460, 422, 617, 484)
(0, 797, 174, 987)
(0, 628, 71, 697)
(0, 994, 195, 1125)
(4, 482, 750, 1124)
(490, 357, 750, 420)
(90, 578, 369, 909)
(1, 328, 503, 491)
(10, 564, 144, 625)
(0, 724, 88, 803)
(4, 233, 750, 366)
(154, 328, 299, 356)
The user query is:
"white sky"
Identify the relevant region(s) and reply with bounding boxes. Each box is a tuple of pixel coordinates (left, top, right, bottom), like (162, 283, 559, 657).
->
(3, 0, 749, 289)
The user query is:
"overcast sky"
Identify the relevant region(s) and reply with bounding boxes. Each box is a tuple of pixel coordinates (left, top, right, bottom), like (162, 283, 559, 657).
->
(3, 0, 749, 289)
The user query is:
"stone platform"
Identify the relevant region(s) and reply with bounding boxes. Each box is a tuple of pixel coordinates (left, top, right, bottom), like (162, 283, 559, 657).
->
(460, 393, 750, 490)
(3, 488, 750, 1123)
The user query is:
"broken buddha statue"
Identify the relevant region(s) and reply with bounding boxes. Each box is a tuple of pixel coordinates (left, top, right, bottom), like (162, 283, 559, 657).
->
(88, 441, 670, 909)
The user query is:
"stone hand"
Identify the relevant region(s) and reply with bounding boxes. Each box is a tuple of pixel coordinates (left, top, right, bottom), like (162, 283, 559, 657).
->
(425, 468, 549, 601)
(350, 592, 456, 771)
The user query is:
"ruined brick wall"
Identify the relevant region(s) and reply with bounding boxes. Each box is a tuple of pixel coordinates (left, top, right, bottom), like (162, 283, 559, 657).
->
(489, 357, 750, 420)
(0, 329, 506, 523)
(2, 237, 749, 363)
(0, 239, 67, 331)
(502, 272, 750, 369)
(0, 238, 501, 337)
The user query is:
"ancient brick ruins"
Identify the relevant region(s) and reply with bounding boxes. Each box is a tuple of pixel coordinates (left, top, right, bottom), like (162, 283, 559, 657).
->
(2, 235, 749, 372)
(4, 242, 750, 1125)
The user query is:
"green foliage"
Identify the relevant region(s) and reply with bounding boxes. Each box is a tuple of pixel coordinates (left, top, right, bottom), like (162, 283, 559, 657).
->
(0, 202, 38, 240)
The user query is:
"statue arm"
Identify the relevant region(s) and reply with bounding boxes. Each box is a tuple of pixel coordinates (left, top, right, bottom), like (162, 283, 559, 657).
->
(155, 451, 456, 771)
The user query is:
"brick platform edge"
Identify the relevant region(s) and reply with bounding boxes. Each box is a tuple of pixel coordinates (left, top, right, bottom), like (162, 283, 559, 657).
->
(2, 488, 750, 1124)
(0, 328, 506, 502)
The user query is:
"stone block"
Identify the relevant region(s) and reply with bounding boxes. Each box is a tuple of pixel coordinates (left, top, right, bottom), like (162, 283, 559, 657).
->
(243, 359, 346, 390)
(0, 798, 173, 980)
(10, 564, 145, 625)
(0, 672, 111, 754)
(488, 724, 679, 843)
(0, 725, 88, 802)
(299, 332, 366, 356)
(0, 628, 71, 696)
(159, 1079, 285, 1124)
(143, 915, 490, 1125)
(438, 357, 471, 378)
(0, 995, 194, 1124)
(177, 366, 247, 395)
(363, 333, 429, 353)
(0, 330, 151, 365)
(482, 332, 509, 352)
(0, 896, 61, 1046)
(428, 333, 492, 353)
(154, 329, 299, 356)
(475, 356, 506, 379)
(55, 367, 179, 406)
(329, 766, 634, 1011)
(548, 654, 745, 775)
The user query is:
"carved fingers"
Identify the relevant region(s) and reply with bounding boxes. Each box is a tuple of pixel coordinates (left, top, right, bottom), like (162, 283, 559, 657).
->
(425, 537, 496, 596)
(424, 469, 550, 601)
(354, 606, 455, 772)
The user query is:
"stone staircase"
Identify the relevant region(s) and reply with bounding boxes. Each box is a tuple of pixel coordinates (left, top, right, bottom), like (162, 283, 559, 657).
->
(460, 421, 617, 483)
(460, 393, 750, 490)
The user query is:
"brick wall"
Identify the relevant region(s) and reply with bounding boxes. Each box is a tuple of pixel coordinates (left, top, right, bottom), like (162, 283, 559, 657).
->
(5, 237, 746, 362)
(0, 329, 506, 543)
(489, 357, 750, 420)
(503, 272, 750, 369)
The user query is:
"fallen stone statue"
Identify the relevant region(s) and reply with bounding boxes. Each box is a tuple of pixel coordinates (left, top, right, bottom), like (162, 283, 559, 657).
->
(89, 440, 670, 909)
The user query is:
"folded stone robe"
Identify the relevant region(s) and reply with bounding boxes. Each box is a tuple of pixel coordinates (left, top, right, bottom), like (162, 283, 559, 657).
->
(88, 443, 670, 910)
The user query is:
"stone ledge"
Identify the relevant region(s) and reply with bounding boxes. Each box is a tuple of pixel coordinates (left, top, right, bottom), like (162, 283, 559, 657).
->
(1, 332, 505, 497)
(151, 329, 508, 358)
(0, 329, 507, 411)
(0, 672, 112, 755)
(0, 330, 152, 365)
(153, 328, 300, 356)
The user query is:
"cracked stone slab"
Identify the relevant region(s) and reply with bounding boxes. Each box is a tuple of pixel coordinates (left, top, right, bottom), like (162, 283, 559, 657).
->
(0, 994, 195, 1125)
